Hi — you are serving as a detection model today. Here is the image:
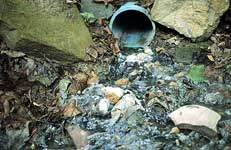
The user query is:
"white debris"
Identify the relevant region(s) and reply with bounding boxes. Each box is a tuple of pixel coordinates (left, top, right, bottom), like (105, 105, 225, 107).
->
(97, 98, 110, 116)
(110, 91, 145, 125)
(168, 105, 221, 137)
(144, 46, 154, 55)
(125, 53, 153, 65)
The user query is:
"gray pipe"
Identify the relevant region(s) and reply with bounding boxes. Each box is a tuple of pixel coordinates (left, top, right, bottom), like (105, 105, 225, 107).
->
(109, 2, 156, 48)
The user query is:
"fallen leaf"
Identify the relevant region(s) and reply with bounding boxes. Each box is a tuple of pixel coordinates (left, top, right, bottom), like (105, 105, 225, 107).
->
(94, 0, 113, 5)
(115, 78, 130, 86)
(156, 47, 165, 53)
(170, 127, 180, 134)
(87, 71, 99, 85)
(3, 100, 10, 118)
(140, 0, 154, 7)
(112, 40, 120, 54)
(104, 26, 112, 35)
(207, 54, 215, 62)
(169, 81, 177, 86)
(63, 100, 82, 118)
(102, 87, 124, 104)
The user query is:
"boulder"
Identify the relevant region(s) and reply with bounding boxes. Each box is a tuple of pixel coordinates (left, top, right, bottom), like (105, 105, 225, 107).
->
(0, 0, 93, 62)
(151, 0, 230, 41)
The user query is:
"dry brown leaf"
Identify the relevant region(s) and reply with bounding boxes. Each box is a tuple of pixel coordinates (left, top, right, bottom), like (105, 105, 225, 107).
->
(63, 100, 82, 118)
(112, 40, 120, 54)
(156, 47, 165, 53)
(87, 71, 99, 85)
(104, 26, 112, 35)
(115, 78, 130, 86)
(207, 54, 215, 62)
(94, 0, 113, 5)
(3, 100, 10, 118)
(169, 81, 177, 87)
(105, 93, 120, 104)
(170, 127, 180, 134)
(140, 0, 154, 7)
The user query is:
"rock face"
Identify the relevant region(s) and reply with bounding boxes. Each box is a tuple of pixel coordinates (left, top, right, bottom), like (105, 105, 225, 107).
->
(151, 0, 230, 41)
(0, 0, 92, 62)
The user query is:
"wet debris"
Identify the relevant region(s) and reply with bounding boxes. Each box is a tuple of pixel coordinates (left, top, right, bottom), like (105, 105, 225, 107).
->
(169, 105, 221, 137)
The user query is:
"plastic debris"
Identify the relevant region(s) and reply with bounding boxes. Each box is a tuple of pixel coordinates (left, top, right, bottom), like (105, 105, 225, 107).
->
(168, 105, 221, 137)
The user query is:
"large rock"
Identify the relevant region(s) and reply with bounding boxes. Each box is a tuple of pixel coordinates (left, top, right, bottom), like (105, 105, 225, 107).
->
(151, 0, 230, 41)
(0, 0, 92, 62)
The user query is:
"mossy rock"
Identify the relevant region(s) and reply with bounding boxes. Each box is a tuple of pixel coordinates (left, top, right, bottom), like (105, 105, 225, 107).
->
(175, 42, 210, 64)
(0, 0, 93, 62)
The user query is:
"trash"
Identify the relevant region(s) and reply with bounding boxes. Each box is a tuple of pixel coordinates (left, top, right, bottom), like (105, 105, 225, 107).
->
(204, 92, 224, 104)
(66, 125, 89, 149)
(168, 105, 221, 137)
(109, 2, 156, 48)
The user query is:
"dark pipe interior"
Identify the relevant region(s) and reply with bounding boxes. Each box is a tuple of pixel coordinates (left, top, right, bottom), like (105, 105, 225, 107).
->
(113, 10, 153, 32)
(112, 10, 153, 46)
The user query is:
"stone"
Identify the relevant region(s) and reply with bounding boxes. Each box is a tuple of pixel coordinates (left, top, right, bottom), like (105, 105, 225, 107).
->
(151, 0, 230, 41)
(66, 125, 89, 149)
(97, 98, 110, 116)
(110, 92, 144, 125)
(175, 43, 210, 64)
(169, 105, 221, 137)
(0, 0, 93, 62)
(102, 86, 125, 104)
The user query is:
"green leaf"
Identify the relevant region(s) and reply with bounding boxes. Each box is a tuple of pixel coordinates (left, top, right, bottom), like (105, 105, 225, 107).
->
(187, 65, 205, 82)
(227, 64, 231, 75)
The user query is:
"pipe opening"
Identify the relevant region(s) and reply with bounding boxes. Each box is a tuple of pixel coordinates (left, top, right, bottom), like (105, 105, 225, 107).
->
(111, 10, 154, 47)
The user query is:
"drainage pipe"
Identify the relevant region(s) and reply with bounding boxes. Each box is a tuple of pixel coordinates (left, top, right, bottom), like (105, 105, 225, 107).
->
(109, 2, 156, 48)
